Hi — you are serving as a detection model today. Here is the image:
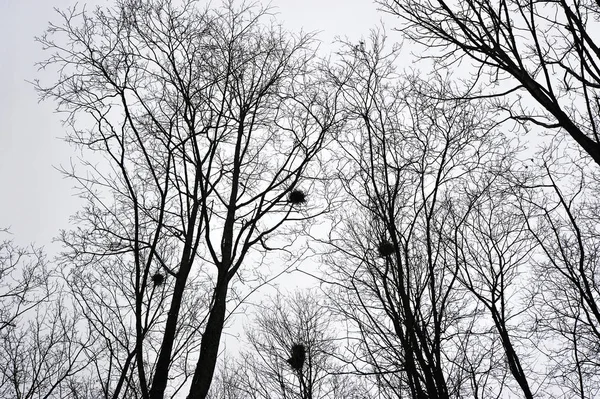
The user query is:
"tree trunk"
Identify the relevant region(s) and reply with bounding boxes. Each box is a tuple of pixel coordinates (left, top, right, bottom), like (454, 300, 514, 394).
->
(187, 276, 228, 399)
(149, 257, 194, 399)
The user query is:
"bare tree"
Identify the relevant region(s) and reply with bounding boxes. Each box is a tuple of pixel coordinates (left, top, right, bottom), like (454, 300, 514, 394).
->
(369, 1, 600, 395)
(376, 0, 600, 167)
(0, 229, 49, 332)
(323, 33, 518, 398)
(0, 231, 91, 398)
(515, 149, 600, 398)
(0, 299, 91, 399)
(35, 1, 339, 398)
(208, 290, 372, 399)
(447, 175, 539, 398)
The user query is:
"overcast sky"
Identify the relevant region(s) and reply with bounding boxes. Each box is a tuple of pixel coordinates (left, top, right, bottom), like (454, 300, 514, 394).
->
(0, 0, 397, 250)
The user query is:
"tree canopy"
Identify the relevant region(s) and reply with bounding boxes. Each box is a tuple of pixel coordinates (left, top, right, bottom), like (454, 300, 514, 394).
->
(10, 0, 600, 398)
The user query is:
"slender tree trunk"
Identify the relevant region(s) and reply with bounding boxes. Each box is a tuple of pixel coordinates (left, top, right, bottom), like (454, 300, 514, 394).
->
(148, 258, 194, 399)
(491, 308, 534, 399)
(150, 203, 200, 399)
(512, 67, 600, 167)
(187, 117, 244, 399)
(187, 276, 228, 399)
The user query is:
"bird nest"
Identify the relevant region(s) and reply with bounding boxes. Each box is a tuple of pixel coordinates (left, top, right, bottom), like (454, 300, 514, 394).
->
(378, 241, 395, 257)
(287, 343, 306, 371)
(152, 272, 165, 287)
(288, 189, 307, 205)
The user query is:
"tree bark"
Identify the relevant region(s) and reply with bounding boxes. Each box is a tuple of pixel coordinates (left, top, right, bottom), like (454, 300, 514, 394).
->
(187, 276, 228, 399)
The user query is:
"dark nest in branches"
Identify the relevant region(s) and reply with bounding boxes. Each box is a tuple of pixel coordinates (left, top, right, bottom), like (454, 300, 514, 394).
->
(152, 272, 165, 287)
(378, 240, 395, 257)
(288, 189, 307, 205)
(287, 343, 306, 371)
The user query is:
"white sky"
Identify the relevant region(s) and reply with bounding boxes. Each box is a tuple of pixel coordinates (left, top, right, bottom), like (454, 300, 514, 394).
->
(0, 0, 397, 249)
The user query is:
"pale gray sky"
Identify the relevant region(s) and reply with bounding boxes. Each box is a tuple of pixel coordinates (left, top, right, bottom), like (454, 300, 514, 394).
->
(0, 0, 395, 249)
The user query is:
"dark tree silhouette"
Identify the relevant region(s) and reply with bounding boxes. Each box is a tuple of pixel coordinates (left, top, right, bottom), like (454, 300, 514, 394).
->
(376, 0, 600, 167)
(0, 230, 91, 399)
(208, 290, 373, 399)
(448, 177, 538, 398)
(34, 1, 339, 398)
(323, 33, 527, 398)
(0, 229, 49, 332)
(515, 149, 600, 397)
(26, 1, 600, 397)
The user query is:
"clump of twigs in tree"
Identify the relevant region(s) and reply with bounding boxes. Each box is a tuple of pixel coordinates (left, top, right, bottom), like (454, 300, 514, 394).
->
(152, 272, 165, 287)
(378, 240, 395, 257)
(287, 343, 306, 371)
(288, 189, 306, 205)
